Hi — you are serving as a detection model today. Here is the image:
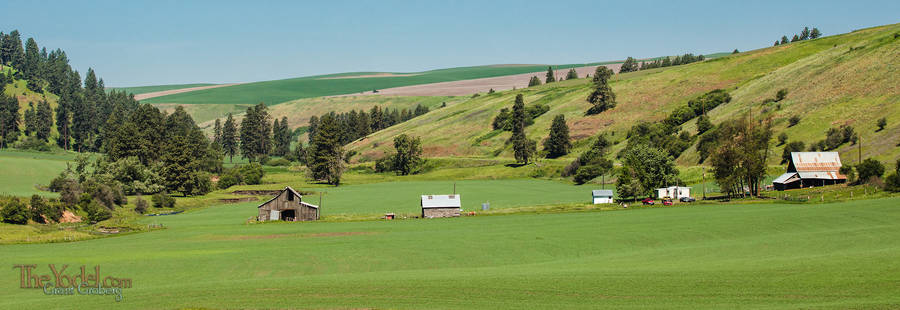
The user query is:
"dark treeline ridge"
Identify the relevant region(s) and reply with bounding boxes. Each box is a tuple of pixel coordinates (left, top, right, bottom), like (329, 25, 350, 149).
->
(774, 26, 821, 46)
(0, 28, 139, 151)
(307, 103, 431, 147)
(636, 53, 705, 71)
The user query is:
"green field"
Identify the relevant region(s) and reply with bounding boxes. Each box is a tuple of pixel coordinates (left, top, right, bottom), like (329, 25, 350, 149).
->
(2, 197, 898, 308)
(141, 62, 620, 106)
(107, 83, 215, 95)
(0, 150, 77, 197)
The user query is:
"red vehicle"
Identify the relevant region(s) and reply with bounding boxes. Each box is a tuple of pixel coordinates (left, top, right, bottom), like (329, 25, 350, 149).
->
(662, 198, 674, 206)
(642, 198, 655, 205)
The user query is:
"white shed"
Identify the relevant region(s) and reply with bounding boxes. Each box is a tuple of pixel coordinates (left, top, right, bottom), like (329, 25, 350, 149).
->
(421, 194, 462, 218)
(592, 190, 614, 204)
(656, 186, 691, 199)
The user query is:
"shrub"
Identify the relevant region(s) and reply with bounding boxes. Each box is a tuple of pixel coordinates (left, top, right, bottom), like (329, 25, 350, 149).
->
(877, 117, 887, 132)
(777, 133, 788, 145)
(84, 202, 112, 223)
(266, 158, 290, 166)
(92, 185, 116, 210)
(151, 192, 176, 208)
(1, 198, 29, 225)
(134, 195, 148, 214)
(856, 158, 885, 184)
(788, 115, 801, 127)
(240, 163, 264, 185)
(839, 165, 857, 184)
(218, 169, 242, 189)
(775, 89, 788, 102)
(374, 155, 394, 173)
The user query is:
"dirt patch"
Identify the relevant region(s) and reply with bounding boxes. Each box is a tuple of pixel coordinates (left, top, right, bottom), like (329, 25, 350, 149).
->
(340, 64, 622, 97)
(58, 211, 82, 223)
(219, 197, 258, 204)
(318, 73, 421, 80)
(134, 83, 243, 100)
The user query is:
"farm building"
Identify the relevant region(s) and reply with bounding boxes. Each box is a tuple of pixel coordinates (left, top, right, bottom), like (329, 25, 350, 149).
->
(656, 186, 691, 199)
(592, 190, 614, 204)
(257, 187, 319, 221)
(421, 194, 461, 218)
(773, 152, 846, 191)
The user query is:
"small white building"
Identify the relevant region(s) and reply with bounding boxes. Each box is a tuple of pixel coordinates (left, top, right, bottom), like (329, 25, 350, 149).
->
(421, 194, 462, 218)
(592, 190, 614, 204)
(656, 186, 691, 199)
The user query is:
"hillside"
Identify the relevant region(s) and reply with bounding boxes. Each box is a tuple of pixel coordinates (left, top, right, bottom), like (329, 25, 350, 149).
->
(107, 83, 215, 95)
(141, 62, 621, 106)
(347, 24, 900, 165)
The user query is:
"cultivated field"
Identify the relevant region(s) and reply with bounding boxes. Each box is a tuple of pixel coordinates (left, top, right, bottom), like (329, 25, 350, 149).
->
(2, 197, 899, 309)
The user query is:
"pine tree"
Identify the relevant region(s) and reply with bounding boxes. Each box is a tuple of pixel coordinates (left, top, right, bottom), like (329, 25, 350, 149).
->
(509, 94, 536, 164)
(24, 102, 36, 136)
(307, 113, 344, 185)
(732, 49, 740, 54)
(23, 37, 40, 80)
(780, 36, 789, 44)
(222, 113, 237, 162)
(543, 114, 571, 158)
(791, 34, 799, 42)
(528, 76, 542, 87)
(800, 27, 810, 40)
(566, 68, 578, 80)
(620, 57, 639, 73)
(36, 100, 52, 141)
(0, 93, 20, 148)
(212, 118, 222, 146)
(545, 66, 555, 83)
(810, 28, 821, 39)
(774, 41, 780, 46)
(585, 66, 616, 115)
(55, 95, 71, 150)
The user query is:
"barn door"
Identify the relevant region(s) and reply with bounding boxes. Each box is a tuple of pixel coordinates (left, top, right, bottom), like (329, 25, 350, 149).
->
(269, 210, 280, 221)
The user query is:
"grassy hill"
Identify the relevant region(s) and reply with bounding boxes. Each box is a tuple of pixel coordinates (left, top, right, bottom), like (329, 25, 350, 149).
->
(348, 23, 900, 164)
(140, 62, 621, 106)
(2, 196, 899, 308)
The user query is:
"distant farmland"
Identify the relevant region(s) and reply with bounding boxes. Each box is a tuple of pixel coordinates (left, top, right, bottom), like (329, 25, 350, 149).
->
(108, 83, 215, 95)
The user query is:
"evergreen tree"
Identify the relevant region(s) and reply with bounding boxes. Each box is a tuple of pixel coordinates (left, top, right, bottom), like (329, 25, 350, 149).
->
(566, 68, 578, 80)
(696, 114, 713, 134)
(55, 95, 72, 150)
(272, 117, 291, 156)
(24, 102, 36, 136)
(780, 36, 789, 44)
(36, 100, 52, 141)
(585, 66, 617, 115)
(0, 93, 20, 148)
(308, 115, 320, 143)
(791, 34, 800, 42)
(212, 118, 222, 146)
(800, 27, 810, 40)
(543, 114, 571, 158)
(239, 103, 272, 161)
(545, 66, 555, 83)
(620, 57, 639, 73)
(307, 113, 344, 185)
(23, 37, 40, 80)
(222, 113, 237, 162)
(509, 94, 536, 164)
(732, 49, 740, 54)
(528, 76, 542, 87)
(774, 41, 780, 46)
(810, 28, 821, 39)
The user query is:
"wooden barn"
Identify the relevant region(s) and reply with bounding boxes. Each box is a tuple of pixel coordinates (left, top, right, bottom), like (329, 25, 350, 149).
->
(421, 194, 461, 218)
(773, 152, 847, 191)
(257, 187, 319, 221)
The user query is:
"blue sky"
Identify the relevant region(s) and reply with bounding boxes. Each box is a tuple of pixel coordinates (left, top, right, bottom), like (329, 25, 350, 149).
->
(1, 0, 897, 87)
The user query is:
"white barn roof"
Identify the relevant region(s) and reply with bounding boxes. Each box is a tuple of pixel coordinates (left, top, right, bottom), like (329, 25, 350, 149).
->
(421, 194, 461, 209)
(592, 190, 614, 197)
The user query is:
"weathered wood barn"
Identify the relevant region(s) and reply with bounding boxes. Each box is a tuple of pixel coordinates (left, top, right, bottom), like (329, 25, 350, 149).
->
(257, 187, 319, 221)
(421, 194, 461, 218)
(773, 152, 846, 191)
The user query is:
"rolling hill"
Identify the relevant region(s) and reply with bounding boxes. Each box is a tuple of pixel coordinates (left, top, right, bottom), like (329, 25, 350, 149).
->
(344, 23, 900, 165)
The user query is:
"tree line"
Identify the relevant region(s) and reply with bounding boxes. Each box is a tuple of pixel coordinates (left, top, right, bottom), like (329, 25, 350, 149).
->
(774, 27, 821, 46)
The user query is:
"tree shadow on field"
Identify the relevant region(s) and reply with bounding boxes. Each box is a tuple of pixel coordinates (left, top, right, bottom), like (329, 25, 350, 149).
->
(504, 163, 528, 168)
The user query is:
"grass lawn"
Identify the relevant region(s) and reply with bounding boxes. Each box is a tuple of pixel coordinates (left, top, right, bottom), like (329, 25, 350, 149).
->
(1, 197, 898, 308)
(0, 150, 78, 197)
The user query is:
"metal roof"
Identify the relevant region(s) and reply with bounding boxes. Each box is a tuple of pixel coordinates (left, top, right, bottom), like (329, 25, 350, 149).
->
(773, 172, 799, 184)
(791, 152, 842, 172)
(421, 194, 461, 208)
(798, 171, 845, 180)
(592, 190, 614, 197)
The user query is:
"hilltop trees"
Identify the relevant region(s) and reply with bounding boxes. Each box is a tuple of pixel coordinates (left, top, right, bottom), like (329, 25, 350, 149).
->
(810, 28, 822, 39)
(272, 117, 291, 157)
(585, 66, 616, 115)
(620, 57, 639, 73)
(307, 113, 344, 185)
(638, 53, 704, 70)
(543, 115, 571, 158)
(780, 36, 789, 44)
(528, 76, 541, 87)
(545, 66, 555, 84)
(566, 68, 578, 80)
